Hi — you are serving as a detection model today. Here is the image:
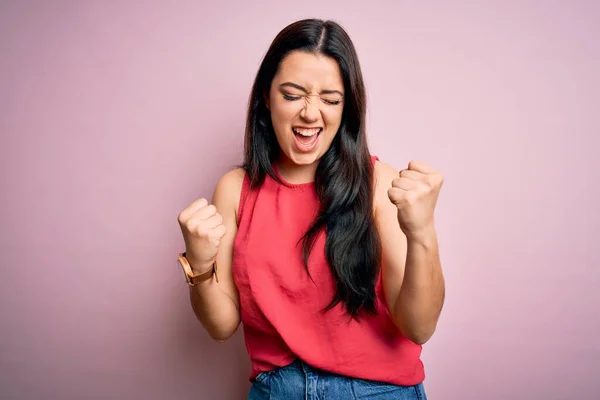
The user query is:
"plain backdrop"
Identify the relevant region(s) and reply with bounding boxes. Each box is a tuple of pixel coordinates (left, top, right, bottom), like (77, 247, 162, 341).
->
(1, 1, 598, 399)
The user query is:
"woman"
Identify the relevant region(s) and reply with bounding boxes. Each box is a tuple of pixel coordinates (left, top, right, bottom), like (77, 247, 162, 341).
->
(177, 18, 445, 399)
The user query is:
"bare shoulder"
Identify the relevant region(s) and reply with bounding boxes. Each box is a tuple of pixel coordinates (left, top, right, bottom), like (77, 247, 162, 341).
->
(373, 159, 399, 189)
(373, 159, 399, 211)
(212, 167, 246, 219)
(216, 167, 246, 189)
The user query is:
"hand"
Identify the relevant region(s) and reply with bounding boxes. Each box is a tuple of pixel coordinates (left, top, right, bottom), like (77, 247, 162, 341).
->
(387, 161, 444, 240)
(177, 198, 227, 272)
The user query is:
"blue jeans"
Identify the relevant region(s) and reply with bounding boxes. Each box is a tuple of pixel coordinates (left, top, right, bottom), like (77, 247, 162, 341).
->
(248, 360, 427, 399)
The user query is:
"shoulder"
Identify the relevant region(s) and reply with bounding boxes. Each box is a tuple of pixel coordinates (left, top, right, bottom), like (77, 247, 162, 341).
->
(212, 168, 246, 220)
(373, 158, 399, 193)
(372, 158, 399, 214)
(217, 167, 246, 187)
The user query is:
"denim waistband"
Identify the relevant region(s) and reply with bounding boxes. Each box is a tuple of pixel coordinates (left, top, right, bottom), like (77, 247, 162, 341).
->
(248, 359, 427, 400)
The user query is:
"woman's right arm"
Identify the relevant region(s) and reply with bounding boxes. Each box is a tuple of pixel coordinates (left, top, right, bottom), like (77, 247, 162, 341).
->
(177, 168, 245, 342)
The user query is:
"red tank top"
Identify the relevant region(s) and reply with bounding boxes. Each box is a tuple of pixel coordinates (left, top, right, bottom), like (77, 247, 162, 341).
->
(232, 155, 425, 386)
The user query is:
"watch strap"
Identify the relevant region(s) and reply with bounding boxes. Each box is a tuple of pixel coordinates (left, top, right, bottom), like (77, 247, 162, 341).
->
(179, 252, 218, 285)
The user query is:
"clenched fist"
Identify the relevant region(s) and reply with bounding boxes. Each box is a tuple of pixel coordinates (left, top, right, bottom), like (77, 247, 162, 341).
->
(387, 161, 444, 239)
(177, 198, 227, 272)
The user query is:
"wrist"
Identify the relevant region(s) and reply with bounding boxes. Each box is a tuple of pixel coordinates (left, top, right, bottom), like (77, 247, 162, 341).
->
(185, 253, 215, 274)
(405, 225, 438, 248)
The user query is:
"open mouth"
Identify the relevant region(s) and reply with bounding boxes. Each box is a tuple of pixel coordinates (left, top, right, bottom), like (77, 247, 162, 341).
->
(292, 127, 322, 150)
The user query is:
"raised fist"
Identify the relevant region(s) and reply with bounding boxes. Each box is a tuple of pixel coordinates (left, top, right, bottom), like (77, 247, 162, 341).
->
(177, 198, 227, 271)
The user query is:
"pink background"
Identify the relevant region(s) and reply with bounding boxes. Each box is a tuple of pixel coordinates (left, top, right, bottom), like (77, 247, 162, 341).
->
(1, 1, 598, 399)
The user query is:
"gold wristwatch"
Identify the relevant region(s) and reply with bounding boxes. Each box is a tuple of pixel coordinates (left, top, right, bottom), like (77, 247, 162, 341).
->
(177, 252, 218, 286)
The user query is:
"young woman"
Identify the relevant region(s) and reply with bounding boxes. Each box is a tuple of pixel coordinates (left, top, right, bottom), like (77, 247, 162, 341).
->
(177, 18, 445, 400)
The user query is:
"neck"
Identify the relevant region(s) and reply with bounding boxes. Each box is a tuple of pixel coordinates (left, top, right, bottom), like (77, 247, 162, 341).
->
(275, 155, 318, 184)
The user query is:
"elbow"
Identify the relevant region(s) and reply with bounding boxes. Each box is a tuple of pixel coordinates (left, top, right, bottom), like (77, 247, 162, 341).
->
(211, 335, 232, 343)
(405, 330, 434, 345)
(393, 315, 437, 345)
(203, 317, 241, 343)
(207, 327, 237, 343)
(391, 303, 441, 345)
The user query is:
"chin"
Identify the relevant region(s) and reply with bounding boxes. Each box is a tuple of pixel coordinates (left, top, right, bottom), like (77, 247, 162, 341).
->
(287, 149, 320, 165)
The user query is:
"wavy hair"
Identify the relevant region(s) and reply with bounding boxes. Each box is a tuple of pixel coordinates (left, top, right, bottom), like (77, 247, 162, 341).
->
(241, 19, 381, 318)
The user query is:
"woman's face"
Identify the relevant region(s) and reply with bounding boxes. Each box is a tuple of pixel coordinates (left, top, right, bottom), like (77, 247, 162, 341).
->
(267, 51, 345, 167)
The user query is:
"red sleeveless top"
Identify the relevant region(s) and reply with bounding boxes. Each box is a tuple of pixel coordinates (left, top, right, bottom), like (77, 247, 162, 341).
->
(231, 155, 425, 386)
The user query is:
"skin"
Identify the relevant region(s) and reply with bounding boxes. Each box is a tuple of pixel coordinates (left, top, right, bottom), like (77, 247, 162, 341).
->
(266, 51, 344, 184)
(179, 50, 445, 345)
(375, 160, 446, 344)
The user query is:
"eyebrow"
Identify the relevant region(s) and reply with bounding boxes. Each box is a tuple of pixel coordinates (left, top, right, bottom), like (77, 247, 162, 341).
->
(279, 82, 344, 96)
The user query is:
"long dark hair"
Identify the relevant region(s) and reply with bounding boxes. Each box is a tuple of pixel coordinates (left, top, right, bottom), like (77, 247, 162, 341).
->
(241, 19, 381, 318)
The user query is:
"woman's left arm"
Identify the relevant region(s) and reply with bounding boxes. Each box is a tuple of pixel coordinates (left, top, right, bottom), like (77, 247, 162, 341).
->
(374, 160, 445, 345)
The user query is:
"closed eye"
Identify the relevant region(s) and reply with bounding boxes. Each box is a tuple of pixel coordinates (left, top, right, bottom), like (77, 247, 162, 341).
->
(322, 98, 342, 106)
(282, 92, 343, 106)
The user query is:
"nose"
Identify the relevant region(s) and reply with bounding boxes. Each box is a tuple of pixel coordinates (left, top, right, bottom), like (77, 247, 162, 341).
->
(300, 97, 320, 123)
